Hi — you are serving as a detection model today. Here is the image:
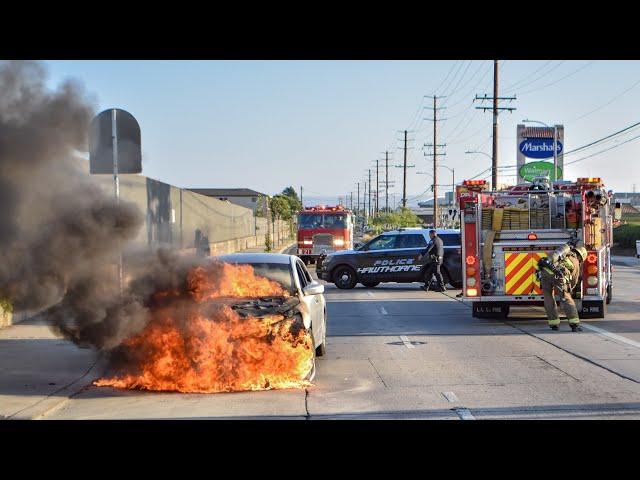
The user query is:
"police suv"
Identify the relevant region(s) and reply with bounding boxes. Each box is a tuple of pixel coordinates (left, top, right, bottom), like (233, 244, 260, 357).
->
(317, 228, 463, 289)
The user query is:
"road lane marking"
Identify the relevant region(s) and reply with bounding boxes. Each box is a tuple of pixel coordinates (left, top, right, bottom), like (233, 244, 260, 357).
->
(582, 324, 640, 350)
(379, 306, 388, 315)
(366, 291, 374, 297)
(400, 335, 415, 349)
(454, 408, 475, 420)
(442, 391, 459, 403)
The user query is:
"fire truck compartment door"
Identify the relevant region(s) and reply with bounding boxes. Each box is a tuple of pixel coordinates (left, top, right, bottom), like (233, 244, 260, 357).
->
(504, 251, 547, 295)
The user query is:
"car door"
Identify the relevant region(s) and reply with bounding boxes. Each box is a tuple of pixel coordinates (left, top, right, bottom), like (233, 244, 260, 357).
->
(385, 233, 429, 282)
(295, 259, 321, 344)
(355, 234, 399, 282)
(439, 233, 462, 287)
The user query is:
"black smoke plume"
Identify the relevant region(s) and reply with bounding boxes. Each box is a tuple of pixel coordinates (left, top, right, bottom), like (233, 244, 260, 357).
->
(0, 61, 199, 349)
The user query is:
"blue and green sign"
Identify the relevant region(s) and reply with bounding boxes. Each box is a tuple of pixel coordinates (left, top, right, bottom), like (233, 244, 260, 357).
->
(519, 161, 562, 182)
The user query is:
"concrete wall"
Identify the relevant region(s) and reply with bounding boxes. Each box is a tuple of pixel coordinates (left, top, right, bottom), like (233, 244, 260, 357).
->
(93, 174, 290, 255)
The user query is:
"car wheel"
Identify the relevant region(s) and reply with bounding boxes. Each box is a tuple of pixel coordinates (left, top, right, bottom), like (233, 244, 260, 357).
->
(361, 281, 380, 288)
(333, 265, 358, 289)
(606, 282, 612, 305)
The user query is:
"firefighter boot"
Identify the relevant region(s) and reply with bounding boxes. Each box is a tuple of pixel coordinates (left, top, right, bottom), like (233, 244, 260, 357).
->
(569, 318, 582, 332)
(548, 318, 560, 331)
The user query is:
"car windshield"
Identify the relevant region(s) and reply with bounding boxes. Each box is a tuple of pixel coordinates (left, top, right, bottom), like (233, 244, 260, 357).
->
(223, 262, 295, 294)
(298, 213, 348, 229)
(366, 235, 397, 250)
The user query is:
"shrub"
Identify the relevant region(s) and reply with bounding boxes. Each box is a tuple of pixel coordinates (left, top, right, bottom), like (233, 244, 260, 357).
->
(613, 223, 640, 249)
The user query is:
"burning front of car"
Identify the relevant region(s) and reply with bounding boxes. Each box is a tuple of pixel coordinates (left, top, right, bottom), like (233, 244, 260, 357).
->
(94, 260, 315, 394)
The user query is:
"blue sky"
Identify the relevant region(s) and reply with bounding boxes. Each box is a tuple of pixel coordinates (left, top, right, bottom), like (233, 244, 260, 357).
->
(45, 60, 640, 203)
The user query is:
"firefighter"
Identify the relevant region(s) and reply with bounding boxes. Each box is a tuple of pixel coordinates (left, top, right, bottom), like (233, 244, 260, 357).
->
(419, 230, 446, 292)
(537, 242, 588, 332)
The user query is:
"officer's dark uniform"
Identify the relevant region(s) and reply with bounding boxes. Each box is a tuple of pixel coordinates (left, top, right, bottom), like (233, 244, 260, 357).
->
(421, 234, 445, 291)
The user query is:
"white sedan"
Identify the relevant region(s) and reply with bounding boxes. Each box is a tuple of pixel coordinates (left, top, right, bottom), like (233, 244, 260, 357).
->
(215, 253, 327, 379)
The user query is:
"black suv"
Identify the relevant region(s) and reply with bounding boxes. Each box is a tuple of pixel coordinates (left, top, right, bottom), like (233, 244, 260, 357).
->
(317, 228, 462, 289)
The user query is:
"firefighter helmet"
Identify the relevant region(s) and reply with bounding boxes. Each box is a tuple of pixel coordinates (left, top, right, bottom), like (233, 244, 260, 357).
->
(573, 246, 588, 262)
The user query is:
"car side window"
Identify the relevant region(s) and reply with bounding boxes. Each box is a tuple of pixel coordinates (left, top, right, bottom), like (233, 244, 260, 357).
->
(295, 262, 309, 289)
(367, 235, 397, 251)
(300, 262, 313, 284)
(396, 234, 427, 249)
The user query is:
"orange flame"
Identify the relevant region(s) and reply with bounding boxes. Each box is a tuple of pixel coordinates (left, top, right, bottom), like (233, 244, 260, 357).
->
(94, 261, 314, 393)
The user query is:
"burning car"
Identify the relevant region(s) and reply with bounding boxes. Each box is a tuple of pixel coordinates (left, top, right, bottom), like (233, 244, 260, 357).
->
(94, 253, 327, 393)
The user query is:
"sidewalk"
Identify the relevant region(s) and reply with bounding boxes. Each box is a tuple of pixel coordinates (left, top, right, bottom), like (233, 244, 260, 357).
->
(238, 239, 296, 255)
(0, 315, 105, 419)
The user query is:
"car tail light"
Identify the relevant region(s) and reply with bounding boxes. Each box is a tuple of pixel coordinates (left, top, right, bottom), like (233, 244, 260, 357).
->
(527, 233, 537, 240)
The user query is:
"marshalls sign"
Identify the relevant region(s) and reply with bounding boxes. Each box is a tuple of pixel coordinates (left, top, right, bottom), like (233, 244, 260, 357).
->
(516, 124, 564, 183)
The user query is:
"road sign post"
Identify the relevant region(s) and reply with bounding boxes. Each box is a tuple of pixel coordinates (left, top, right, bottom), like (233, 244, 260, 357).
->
(90, 108, 142, 298)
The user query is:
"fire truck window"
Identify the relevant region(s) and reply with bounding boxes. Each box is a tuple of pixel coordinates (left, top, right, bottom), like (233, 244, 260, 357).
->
(298, 214, 323, 229)
(367, 235, 397, 251)
(324, 214, 347, 228)
(396, 234, 427, 248)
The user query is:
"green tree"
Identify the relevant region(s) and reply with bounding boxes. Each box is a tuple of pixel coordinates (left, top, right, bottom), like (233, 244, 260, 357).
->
(371, 207, 422, 231)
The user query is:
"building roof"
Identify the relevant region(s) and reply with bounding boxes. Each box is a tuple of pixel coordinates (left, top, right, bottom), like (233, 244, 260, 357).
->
(622, 204, 640, 214)
(188, 188, 266, 197)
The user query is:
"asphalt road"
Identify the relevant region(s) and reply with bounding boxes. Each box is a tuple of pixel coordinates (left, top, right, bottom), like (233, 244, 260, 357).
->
(19, 252, 635, 420)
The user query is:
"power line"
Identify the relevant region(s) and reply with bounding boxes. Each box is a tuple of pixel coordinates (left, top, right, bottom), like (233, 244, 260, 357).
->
(501, 60, 553, 92)
(517, 61, 595, 96)
(567, 77, 640, 123)
(503, 61, 564, 94)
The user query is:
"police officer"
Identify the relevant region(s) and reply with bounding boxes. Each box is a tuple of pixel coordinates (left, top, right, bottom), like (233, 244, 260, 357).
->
(420, 230, 446, 292)
(537, 242, 588, 332)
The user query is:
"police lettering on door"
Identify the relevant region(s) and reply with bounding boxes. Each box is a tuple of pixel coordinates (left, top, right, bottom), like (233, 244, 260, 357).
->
(357, 258, 422, 274)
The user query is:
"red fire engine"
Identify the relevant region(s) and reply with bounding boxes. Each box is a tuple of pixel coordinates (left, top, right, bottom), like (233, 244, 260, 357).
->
(297, 205, 354, 264)
(460, 177, 621, 319)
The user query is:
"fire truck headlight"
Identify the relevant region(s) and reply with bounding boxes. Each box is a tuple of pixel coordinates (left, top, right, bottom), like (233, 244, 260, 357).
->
(587, 276, 598, 287)
(333, 238, 345, 247)
(466, 277, 477, 287)
(303, 240, 313, 246)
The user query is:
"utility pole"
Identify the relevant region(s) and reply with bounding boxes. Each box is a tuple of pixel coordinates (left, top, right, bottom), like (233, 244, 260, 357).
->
(350, 191, 353, 211)
(402, 130, 408, 207)
(357, 182, 360, 217)
(375, 159, 379, 216)
(363, 181, 367, 222)
(385, 151, 389, 213)
(300, 186, 303, 208)
(368, 169, 372, 218)
(475, 60, 517, 191)
(424, 95, 447, 228)
(395, 133, 415, 209)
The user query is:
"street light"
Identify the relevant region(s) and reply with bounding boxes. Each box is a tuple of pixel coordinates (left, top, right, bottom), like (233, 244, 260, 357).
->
(522, 119, 558, 183)
(440, 165, 455, 208)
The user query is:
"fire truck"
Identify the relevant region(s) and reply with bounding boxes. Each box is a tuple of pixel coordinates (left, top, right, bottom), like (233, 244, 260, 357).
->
(460, 177, 622, 319)
(297, 205, 354, 264)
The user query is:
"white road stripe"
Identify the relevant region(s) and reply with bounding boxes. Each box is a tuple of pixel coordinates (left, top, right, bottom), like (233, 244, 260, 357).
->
(379, 306, 388, 315)
(400, 335, 415, 349)
(442, 391, 459, 403)
(455, 408, 475, 420)
(366, 291, 374, 297)
(582, 324, 640, 350)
